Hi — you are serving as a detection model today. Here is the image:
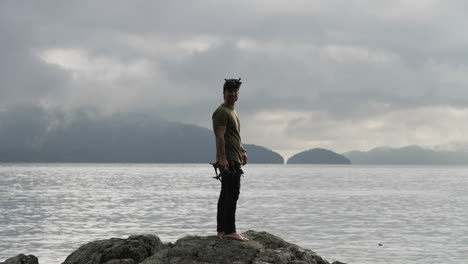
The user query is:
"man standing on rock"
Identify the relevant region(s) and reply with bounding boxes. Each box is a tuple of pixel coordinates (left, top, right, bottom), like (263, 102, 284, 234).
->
(212, 78, 248, 242)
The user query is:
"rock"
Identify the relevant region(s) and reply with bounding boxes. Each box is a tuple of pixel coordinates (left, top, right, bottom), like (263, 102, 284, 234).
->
(141, 235, 258, 264)
(0, 254, 38, 264)
(3, 231, 343, 264)
(243, 231, 329, 264)
(62, 234, 165, 264)
(141, 230, 330, 264)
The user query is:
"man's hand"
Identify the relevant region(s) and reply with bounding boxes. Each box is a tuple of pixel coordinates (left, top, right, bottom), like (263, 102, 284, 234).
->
(242, 151, 248, 165)
(218, 157, 229, 169)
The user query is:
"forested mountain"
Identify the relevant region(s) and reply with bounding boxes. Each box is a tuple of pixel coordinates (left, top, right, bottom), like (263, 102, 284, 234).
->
(287, 148, 351, 164)
(0, 106, 283, 163)
(244, 144, 284, 164)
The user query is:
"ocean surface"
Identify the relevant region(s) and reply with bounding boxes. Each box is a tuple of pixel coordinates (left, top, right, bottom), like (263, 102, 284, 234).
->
(0, 163, 467, 264)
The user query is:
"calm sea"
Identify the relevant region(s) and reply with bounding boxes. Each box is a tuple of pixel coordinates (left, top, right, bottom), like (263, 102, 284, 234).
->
(0, 164, 467, 264)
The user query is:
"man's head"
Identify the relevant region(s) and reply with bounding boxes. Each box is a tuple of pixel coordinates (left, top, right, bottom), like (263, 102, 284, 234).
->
(223, 78, 242, 92)
(223, 78, 242, 106)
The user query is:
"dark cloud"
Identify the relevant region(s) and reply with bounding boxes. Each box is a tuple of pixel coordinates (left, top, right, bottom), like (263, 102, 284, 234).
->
(1, 0, 468, 154)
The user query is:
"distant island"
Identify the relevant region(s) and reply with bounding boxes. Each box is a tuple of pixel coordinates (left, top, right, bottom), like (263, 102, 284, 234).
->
(287, 148, 351, 164)
(0, 106, 283, 164)
(344, 145, 468, 165)
(244, 144, 284, 164)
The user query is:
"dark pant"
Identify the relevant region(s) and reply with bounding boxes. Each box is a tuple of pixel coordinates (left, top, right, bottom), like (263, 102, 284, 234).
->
(217, 161, 242, 234)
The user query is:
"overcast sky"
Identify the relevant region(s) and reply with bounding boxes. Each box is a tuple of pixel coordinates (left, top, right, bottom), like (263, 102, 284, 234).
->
(2, 0, 468, 159)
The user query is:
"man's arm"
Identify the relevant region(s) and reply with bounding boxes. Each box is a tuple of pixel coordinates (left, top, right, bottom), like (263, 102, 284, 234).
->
(214, 126, 228, 169)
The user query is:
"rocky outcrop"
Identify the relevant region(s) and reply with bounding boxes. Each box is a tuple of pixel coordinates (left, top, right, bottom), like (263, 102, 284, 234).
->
(2, 231, 345, 264)
(0, 254, 38, 264)
(142, 230, 331, 264)
(62, 235, 165, 264)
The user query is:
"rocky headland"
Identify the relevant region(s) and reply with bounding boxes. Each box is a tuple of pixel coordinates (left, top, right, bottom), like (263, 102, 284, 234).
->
(1, 231, 345, 264)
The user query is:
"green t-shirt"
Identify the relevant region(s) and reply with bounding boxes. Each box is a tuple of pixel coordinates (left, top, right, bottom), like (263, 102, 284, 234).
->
(212, 104, 243, 164)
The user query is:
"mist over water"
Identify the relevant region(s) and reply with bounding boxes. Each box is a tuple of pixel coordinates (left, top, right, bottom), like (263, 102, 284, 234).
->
(1, 164, 467, 264)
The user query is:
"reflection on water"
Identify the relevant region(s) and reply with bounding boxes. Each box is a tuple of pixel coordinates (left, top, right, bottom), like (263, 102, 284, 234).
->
(1, 164, 468, 264)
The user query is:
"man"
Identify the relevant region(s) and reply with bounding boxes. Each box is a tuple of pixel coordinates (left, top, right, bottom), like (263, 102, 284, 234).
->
(212, 78, 248, 242)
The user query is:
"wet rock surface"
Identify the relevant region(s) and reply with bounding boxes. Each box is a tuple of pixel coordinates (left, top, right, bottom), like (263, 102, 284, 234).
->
(2, 231, 346, 264)
(62, 234, 165, 264)
(0, 254, 39, 264)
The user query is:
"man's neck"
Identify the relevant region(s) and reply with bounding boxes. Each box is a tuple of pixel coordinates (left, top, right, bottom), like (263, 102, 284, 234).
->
(223, 101, 235, 109)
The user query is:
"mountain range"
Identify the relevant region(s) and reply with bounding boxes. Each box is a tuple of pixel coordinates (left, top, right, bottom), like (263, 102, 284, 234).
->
(1, 106, 468, 165)
(344, 145, 468, 165)
(0, 106, 283, 164)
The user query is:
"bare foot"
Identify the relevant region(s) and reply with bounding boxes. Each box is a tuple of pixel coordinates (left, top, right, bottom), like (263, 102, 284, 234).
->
(222, 232, 249, 242)
(217, 232, 225, 236)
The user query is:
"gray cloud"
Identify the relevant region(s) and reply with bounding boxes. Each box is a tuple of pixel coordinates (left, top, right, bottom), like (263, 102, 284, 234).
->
(1, 0, 468, 156)
(0, 13, 69, 107)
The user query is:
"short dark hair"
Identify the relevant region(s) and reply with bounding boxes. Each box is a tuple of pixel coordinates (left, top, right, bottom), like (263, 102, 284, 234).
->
(223, 78, 242, 91)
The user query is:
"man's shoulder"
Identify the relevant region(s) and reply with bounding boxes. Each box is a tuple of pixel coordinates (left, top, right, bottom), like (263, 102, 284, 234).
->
(214, 104, 224, 111)
(213, 104, 230, 114)
(212, 104, 226, 120)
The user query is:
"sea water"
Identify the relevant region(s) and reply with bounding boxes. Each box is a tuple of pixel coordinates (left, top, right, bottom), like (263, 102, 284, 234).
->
(1, 163, 467, 264)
